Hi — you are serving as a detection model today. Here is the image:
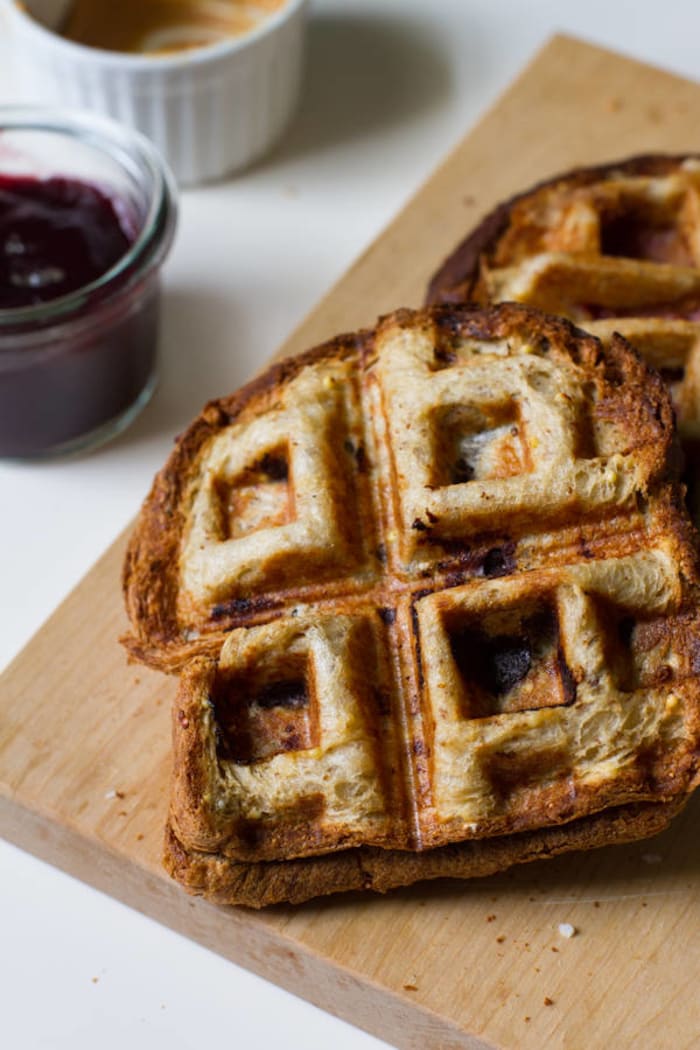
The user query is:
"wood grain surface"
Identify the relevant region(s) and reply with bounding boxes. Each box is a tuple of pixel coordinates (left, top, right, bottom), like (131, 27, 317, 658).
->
(3, 35, 700, 1050)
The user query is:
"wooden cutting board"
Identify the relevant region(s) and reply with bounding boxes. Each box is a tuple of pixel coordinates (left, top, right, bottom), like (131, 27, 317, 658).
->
(3, 35, 700, 1050)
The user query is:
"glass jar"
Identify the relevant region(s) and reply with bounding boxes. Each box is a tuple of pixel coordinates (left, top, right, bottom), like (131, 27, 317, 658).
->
(0, 107, 177, 457)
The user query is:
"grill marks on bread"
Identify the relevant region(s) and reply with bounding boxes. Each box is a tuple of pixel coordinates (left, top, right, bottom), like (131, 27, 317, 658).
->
(123, 304, 700, 900)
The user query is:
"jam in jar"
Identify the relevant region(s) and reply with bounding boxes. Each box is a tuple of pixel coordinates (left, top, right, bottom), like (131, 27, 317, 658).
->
(0, 174, 134, 308)
(0, 109, 177, 458)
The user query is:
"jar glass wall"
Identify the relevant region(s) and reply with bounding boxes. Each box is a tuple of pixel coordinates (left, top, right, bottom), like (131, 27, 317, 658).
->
(0, 107, 177, 458)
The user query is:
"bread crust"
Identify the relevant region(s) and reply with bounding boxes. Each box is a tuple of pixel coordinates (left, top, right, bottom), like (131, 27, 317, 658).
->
(163, 797, 687, 907)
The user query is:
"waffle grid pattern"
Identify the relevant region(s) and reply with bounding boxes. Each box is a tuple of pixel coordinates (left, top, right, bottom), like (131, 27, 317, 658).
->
(161, 308, 698, 863)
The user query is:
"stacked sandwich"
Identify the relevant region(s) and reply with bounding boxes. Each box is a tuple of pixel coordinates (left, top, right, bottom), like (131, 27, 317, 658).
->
(124, 156, 700, 906)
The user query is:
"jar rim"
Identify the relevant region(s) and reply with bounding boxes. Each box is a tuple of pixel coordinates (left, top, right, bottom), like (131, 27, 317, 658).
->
(0, 105, 178, 331)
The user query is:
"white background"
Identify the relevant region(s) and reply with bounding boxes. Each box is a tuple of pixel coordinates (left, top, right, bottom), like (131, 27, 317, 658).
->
(1, 2, 699, 1047)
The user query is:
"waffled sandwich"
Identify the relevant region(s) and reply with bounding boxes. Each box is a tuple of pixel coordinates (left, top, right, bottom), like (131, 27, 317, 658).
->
(124, 303, 700, 906)
(427, 155, 700, 439)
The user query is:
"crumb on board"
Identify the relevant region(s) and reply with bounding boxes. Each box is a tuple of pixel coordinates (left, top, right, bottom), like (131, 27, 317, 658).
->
(91, 977, 99, 984)
(496, 935, 506, 944)
(524, 1016, 531, 1023)
(104, 789, 125, 800)
(558, 923, 576, 939)
(544, 997, 554, 1007)
(551, 946, 559, 953)
(486, 913, 496, 922)
(403, 983, 418, 992)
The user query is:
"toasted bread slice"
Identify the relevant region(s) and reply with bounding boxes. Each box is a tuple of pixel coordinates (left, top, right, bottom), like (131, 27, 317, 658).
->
(124, 303, 681, 671)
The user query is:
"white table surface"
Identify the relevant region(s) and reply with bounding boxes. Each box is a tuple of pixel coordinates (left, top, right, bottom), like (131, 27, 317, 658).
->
(1, 2, 699, 1047)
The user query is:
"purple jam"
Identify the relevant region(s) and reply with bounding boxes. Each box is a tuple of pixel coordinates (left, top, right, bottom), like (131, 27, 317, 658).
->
(0, 174, 133, 309)
(0, 172, 167, 458)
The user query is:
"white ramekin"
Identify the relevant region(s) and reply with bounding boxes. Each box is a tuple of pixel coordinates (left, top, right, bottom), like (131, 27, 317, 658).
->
(0, 0, 308, 185)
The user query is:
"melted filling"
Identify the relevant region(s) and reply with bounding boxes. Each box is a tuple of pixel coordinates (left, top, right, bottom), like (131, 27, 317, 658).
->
(481, 544, 517, 579)
(214, 674, 316, 764)
(449, 602, 576, 718)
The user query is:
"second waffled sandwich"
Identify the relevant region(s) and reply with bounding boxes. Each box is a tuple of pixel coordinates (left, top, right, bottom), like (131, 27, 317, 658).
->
(427, 155, 700, 439)
(124, 303, 700, 906)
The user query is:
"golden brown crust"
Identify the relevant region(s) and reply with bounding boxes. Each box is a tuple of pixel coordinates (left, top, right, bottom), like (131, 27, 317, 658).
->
(163, 796, 688, 908)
